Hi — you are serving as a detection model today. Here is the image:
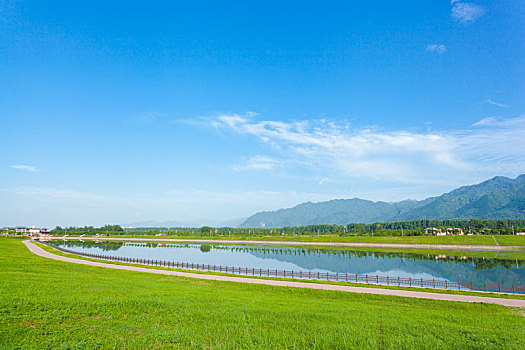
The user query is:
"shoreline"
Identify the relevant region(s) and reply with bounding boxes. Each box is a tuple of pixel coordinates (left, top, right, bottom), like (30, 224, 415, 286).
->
(43, 236, 525, 251)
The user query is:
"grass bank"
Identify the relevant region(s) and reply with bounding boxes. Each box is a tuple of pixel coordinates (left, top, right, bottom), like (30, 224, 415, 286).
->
(1, 239, 523, 349)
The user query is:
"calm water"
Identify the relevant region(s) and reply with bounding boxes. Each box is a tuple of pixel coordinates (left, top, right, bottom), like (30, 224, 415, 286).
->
(53, 241, 525, 285)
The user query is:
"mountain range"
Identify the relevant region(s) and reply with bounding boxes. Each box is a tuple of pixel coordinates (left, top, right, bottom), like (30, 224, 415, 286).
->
(126, 217, 246, 229)
(239, 175, 525, 228)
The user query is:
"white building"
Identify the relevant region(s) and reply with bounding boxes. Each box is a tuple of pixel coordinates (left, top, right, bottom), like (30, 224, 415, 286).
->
(8, 227, 50, 236)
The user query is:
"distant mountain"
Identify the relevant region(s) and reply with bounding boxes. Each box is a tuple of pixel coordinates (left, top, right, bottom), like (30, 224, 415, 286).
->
(240, 175, 525, 228)
(239, 199, 426, 228)
(396, 175, 525, 221)
(125, 220, 189, 228)
(126, 217, 246, 229)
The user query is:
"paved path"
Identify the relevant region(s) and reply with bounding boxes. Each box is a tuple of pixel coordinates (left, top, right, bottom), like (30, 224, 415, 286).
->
(24, 240, 525, 308)
(45, 236, 525, 251)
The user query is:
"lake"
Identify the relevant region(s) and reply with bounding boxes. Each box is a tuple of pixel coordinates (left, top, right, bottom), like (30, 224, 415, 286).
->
(52, 240, 525, 286)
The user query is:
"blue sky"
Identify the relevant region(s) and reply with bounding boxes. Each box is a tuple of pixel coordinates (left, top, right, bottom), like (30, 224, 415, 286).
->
(1, 0, 524, 227)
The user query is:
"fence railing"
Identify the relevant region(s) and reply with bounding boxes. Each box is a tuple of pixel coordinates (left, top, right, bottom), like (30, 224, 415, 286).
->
(40, 241, 525, 294)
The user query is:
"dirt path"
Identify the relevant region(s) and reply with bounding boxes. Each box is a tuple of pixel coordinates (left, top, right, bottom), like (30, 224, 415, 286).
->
(23, 240, 525, 307)
(44, 236, 524, 251)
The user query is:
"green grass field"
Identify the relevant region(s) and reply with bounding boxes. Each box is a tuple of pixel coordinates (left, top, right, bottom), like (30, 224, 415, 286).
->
(1, 239, 524, 349)
(71, 234, 525, 246)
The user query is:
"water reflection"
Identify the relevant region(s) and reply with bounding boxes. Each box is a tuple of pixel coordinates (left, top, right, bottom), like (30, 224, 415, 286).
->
(53, 241, 524, 285)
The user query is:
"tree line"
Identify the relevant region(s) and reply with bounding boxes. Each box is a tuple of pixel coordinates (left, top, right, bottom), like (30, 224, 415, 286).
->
(51, 225, 124, 235)
(48, 219, 525, 236)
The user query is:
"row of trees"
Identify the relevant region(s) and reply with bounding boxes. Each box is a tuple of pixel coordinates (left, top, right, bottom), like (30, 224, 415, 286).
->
(51, 225, 123, 235)
(345, 219, 525, 235)
(200, 219, 525, 236)
(47, 219, 525, 236)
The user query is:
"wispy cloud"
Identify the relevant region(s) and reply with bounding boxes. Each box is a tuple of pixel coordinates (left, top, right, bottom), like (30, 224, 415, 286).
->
(134, 111, 170, 124)
(212, 115, 458, 183)
(472, 117, 497, 126)
(471, 116, 525, 128)
(212, 114, 525, 184)
(426, 44, 446, 54)
(233, 155, 279, 171)
(10, 165, 38, 172)
(451, 2, 486, 23)
(458, 116, 525, 172)
(483, 99, 509, 108)
(318, 178, 329, 186)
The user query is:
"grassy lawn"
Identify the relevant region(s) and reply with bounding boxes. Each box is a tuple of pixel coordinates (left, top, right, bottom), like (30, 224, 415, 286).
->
(58, 234, 525, 246)
(1, 239, 524, 349)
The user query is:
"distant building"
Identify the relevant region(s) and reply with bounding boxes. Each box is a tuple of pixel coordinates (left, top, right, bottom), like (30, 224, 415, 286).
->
(28, 228, 50, 236)
(28, 228, 40, 235)
(5, 227, 49, 236)
(425, 227, 465, 236)
(425, 227, 446, 236)
(446, 228, 464, 235)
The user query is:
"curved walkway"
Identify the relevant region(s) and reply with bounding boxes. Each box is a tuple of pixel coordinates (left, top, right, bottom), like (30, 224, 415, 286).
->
(24, 240, 525, 308)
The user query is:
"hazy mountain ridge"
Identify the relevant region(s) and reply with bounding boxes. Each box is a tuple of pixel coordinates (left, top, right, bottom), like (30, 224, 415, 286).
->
(240, 175, 525, 228)
(126, 217, 247, 229)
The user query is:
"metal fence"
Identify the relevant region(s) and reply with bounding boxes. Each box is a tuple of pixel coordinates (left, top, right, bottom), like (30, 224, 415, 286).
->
(41, 241, 525, 294)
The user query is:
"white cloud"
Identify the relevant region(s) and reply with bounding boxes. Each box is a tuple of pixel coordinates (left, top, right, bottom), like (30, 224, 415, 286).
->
(472, 117, 497, 126)
(10, 165, 38, 172)
(426, 44, 446, 54)
(213, 115, 459, 183)
(484, 99, 509, 108)
(318, 178, 329, 185)
(212, 114, 525, 184)
(455, 116, 525, 173)
(451, 2, 486, 23)
(233, 155, 279, 171)
(135, 111, 170, 124)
